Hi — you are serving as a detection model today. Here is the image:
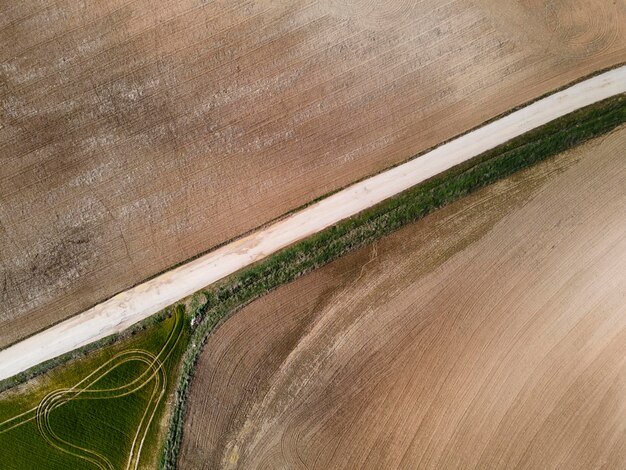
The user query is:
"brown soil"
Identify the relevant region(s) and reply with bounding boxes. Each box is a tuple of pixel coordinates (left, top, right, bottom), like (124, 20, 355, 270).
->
(1, 0, 625, 346)
(180, 127, 626, 470)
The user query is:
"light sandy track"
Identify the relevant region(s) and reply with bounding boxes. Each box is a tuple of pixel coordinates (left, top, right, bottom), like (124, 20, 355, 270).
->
(0, 66, 625, 382)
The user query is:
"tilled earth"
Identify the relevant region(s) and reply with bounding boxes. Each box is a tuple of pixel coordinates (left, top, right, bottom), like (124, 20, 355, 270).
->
(180, 127, 626, 469)
(1, 0, 625, 346)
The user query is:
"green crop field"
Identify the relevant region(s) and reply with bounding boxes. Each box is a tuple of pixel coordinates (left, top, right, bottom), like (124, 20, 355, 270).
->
(0, 306, 189, 470)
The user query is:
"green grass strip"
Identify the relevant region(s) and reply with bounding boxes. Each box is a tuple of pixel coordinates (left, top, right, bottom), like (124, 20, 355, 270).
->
(161, 94, 626, 469)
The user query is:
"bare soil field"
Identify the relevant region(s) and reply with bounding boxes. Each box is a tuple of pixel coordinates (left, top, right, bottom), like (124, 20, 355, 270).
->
(180, 127, 626, 470)
(1, 0, 625, 347)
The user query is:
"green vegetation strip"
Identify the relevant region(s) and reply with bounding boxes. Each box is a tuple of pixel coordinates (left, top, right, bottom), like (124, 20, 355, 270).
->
(161, 94, 626, 469)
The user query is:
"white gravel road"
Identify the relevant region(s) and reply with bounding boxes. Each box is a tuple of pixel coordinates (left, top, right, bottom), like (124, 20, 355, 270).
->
(1, 66, 625, 382)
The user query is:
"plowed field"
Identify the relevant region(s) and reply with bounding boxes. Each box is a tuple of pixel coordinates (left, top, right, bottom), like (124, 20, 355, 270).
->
(180, 127, 626, 469)
(1, 0, 625, 346)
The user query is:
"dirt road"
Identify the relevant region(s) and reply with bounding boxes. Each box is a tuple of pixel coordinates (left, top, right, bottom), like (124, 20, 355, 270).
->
(0, 66, 624, 382)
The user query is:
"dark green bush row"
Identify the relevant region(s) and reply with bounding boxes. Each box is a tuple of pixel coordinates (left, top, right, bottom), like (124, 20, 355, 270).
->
(160, 94, 626, 469)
